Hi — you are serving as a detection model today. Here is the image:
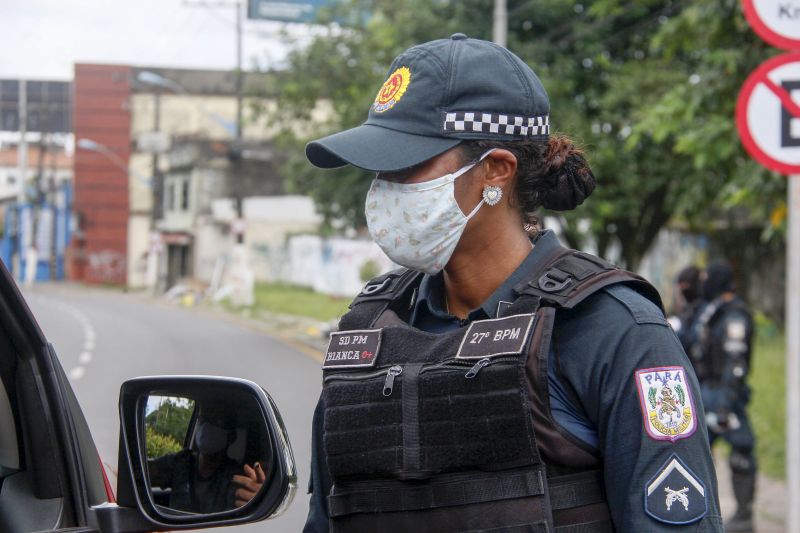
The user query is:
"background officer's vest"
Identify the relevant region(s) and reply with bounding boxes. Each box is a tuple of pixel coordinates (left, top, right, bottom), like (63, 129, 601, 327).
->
(321, 246, 661, 533)
(689, 297, 752, 383)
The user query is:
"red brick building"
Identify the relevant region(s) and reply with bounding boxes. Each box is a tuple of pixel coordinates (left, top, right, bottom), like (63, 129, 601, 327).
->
(71, 64, 131, 284)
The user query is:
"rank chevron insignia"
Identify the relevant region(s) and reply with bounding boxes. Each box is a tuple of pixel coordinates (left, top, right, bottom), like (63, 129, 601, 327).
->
(635, 366, 697, 442)
(645, 454, 707, 524)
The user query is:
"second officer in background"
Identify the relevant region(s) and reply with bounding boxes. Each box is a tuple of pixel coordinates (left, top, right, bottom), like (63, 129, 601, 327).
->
(688, 260, 756, 532)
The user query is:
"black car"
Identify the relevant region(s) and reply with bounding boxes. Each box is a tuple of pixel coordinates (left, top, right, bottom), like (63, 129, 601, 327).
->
(0, 260, 297, 532)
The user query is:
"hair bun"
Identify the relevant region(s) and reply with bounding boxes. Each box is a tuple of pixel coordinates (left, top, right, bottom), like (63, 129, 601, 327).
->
(540, 136, 596, 211)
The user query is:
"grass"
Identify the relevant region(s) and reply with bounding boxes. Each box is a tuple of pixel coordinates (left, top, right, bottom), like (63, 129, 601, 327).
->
(748, 331, 786, 479)
(251, 282, 351, 322)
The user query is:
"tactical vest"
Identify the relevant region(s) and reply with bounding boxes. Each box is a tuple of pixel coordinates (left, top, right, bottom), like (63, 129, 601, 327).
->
(321, 245, 662, 533)
(689, 298, 752, 383)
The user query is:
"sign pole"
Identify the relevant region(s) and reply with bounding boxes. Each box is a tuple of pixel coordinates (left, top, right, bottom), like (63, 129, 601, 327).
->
(788, 175, 800, 533)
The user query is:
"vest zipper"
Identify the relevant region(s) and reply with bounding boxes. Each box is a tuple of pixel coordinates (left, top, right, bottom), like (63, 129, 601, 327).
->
(383, 365, 403, 396)
(418, 356, 519, 379)
(323, 368, 391, 383)
(464, 358, 492, 378)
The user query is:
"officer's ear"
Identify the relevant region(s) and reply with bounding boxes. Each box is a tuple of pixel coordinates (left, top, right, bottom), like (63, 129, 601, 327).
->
(481, 149, 517, 190)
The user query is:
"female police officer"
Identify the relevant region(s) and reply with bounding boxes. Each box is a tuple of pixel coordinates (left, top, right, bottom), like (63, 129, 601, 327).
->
(303, 34, 723, 532)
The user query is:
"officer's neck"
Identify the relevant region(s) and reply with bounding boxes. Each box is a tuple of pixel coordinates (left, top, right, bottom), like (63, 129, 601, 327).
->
(442, 227, 532, 319)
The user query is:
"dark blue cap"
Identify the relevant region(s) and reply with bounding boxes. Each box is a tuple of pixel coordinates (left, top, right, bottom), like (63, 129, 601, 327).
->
(306, 34, 550, 172)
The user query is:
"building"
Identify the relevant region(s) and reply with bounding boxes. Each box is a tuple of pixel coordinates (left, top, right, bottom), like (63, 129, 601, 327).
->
(0, 79, 73, 280)
(71, 64, 285, 287)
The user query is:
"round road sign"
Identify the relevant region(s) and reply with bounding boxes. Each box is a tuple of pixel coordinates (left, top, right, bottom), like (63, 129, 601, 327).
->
(743, 0, 800, 50)
(736, 52, 800, 175)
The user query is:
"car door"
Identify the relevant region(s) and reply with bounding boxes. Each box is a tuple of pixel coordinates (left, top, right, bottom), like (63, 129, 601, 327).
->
(0, 258, 296, 533)
(0, 258, 110, 532)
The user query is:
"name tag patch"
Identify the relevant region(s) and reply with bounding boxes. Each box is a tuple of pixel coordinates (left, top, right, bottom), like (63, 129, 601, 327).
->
(456, 314, 535, 359)
(323, 329, 382, 369)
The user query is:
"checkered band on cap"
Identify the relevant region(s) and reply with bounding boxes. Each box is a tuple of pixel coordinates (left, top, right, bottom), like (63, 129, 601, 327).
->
(444, 112, 549, 137)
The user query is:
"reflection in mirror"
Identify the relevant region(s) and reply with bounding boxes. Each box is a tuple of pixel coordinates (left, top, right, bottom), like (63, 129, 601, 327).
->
(144, 391, 271, 515)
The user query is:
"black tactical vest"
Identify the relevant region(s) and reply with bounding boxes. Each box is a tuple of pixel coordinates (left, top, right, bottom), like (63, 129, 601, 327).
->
(689, 298, 752, 383)
(321, 245, 662, 533)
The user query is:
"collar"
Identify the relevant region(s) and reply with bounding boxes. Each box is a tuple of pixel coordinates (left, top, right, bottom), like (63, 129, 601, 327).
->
(414, 230, 562, 321)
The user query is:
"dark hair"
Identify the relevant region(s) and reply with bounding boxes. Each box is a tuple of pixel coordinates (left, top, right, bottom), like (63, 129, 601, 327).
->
(459, 135, 596, 228)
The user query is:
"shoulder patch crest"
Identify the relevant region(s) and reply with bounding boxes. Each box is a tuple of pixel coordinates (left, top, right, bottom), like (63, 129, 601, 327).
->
(645, 454, 707, 524)
(635, 366, 697, 442)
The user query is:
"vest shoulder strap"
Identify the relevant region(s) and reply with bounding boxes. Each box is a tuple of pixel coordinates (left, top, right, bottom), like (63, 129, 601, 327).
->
(339, 268, 424, 330)
(513, 245, 664, 314)
(350, 267, 423, 306)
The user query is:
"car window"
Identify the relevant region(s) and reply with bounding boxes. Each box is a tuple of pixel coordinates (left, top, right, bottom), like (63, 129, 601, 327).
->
(0, 377, 19, 477)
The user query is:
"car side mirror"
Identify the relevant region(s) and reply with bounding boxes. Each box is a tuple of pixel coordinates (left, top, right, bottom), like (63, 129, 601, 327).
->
(116, 376, 296, 529)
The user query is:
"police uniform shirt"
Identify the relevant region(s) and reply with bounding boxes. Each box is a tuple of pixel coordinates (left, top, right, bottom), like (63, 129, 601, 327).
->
(305, 231, 723, 532)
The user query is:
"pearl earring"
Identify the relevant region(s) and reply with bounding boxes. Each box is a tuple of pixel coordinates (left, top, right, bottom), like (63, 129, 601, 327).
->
(482, 185, 503, 206)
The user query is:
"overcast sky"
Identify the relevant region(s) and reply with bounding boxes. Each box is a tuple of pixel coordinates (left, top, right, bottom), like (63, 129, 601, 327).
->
(0, 0, 299, 80)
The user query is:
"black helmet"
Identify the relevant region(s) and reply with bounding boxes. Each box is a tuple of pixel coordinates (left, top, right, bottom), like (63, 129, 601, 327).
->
(703, 260, 734, 301)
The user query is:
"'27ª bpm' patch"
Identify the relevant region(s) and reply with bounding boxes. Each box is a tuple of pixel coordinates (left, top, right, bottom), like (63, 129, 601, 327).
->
(635, 366, 697, 442)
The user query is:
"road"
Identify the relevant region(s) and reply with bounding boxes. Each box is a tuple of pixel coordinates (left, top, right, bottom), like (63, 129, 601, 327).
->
(23, 283, 322, 533)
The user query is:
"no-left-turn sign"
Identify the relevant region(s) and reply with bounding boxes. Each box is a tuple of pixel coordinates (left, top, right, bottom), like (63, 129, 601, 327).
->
(736, 52, 800, 175)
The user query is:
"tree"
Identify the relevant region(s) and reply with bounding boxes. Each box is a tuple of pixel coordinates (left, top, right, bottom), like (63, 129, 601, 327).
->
(145, 398, 195, 445)
(263, 0, 785, 269)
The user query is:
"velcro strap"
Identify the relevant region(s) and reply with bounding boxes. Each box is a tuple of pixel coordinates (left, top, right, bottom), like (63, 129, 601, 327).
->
(549, 471, 613, 533)
(555, 520, 613, 533)
(548, 471, 606, 510)
(329, 468, 546, 517)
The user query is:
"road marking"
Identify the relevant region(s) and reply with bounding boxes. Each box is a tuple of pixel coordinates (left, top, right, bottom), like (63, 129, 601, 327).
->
(24, 292, 97, 382)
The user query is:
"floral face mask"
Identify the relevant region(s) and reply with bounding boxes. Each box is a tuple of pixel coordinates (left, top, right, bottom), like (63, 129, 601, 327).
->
(365, 150, 495, 275)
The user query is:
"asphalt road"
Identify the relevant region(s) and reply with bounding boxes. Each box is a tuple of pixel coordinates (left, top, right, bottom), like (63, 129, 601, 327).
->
(23, 283, 322, 533)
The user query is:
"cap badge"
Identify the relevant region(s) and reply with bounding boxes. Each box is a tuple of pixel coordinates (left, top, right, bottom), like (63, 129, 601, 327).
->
(373, 67, 411, 113)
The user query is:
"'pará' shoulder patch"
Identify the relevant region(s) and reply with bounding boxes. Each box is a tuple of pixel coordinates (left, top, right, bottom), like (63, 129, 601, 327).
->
(645, 454, 707, 525)
(323, 329, 381, 369)
(635, 366, 697, 442)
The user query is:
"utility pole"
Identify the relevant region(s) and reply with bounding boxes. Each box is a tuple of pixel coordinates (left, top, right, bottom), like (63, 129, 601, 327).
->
(181, 0, 245, 244)
(493, 0, 508, 48)
(181, 0, 243, 139)
(235, 0, 243, 139)
(152, 88, 163, 223)
(17, 80, 27, 205)
(16, 80, 28, 280)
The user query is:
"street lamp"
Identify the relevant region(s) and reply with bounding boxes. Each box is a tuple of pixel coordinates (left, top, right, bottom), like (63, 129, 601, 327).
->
(76, 138, 150, 185)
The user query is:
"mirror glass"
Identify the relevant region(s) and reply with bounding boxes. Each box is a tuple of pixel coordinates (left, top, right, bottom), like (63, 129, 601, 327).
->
(144, 390, 272, 515)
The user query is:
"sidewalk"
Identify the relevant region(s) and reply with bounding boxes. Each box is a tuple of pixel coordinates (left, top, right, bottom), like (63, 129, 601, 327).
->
(715, 451, 786, 531)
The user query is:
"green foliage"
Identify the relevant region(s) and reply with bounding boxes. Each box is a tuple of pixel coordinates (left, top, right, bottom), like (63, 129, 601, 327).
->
(750, 332, 785, 479)
(146, 426, 183, 459)
(261, 0, 786, 267)
(145, 398, 195, 445)
(648, 387, 657, 409)
(359, 259, 381, 282)
(253, 282, 351, 321)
